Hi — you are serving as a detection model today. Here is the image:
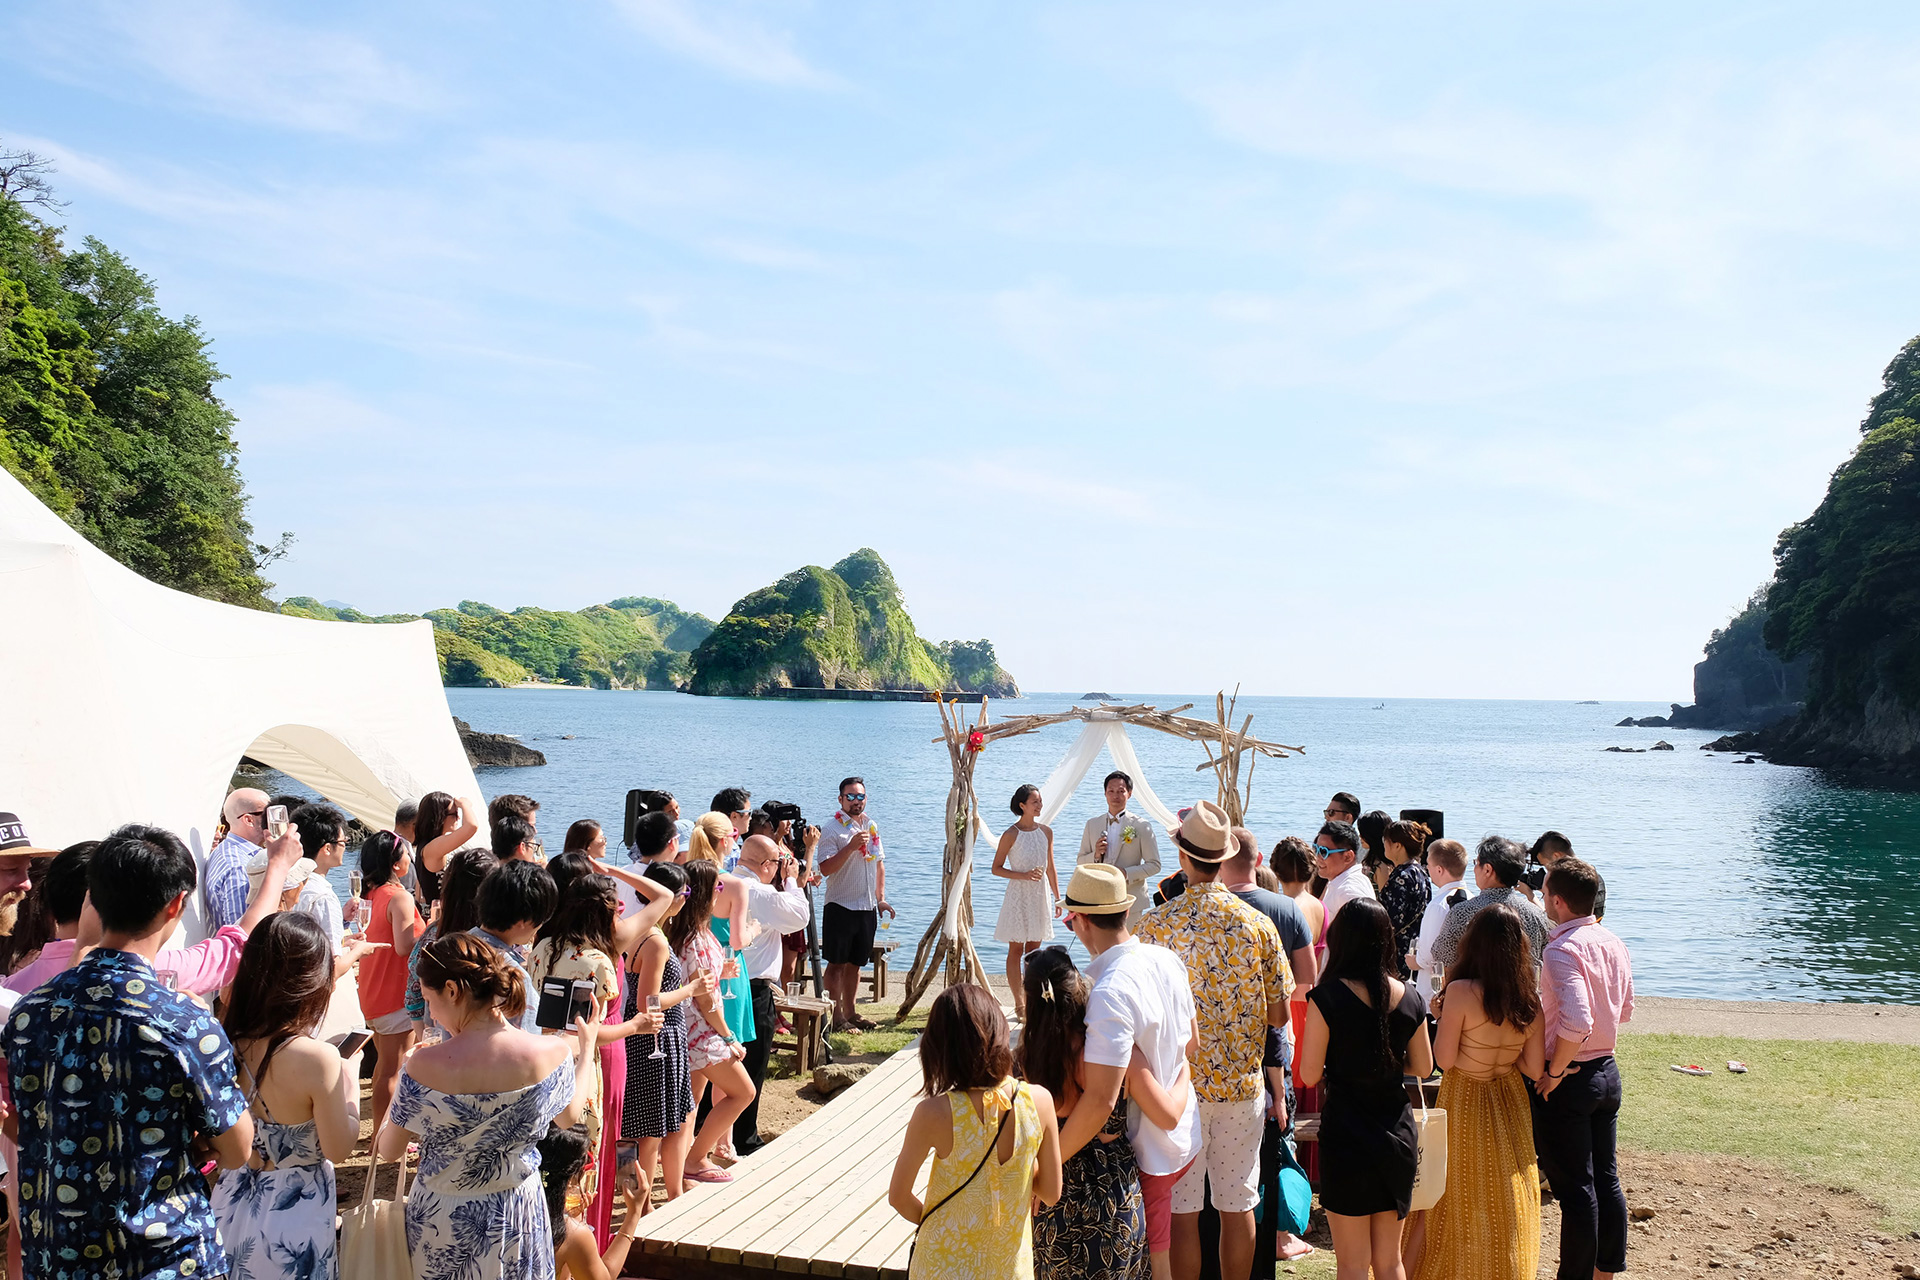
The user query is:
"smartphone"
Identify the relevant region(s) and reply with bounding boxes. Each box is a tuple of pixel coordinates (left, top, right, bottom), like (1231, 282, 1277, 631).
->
(535, 977, 597, 1031)
(266, 804, 289, 840)
(329, 1028, 373, 1058)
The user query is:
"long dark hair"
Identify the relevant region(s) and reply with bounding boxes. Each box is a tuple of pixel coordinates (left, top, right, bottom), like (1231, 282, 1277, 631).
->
(665, 859, 716, 957)
(1449, 903, 1540, 1030)
(537, 874, 618, 958)
(563, 819, 601, 853)
(1322, 897, 1399, 1070)
(921, 984, 1014, 1096)
(536, 1122, 593, 1246)
(358, 830, 410, 891)
(438, 847, 497, 936)
(414, 792, 461, 850)
(545, 851, 595, 902)
(1017, 947, 1087, 1105)
(222, 912, 334, 1092)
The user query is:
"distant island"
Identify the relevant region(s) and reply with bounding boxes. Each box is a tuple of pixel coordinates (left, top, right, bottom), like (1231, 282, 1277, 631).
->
(688, 549, 1019, 698)
(278, 596, 714, 690)
(277, 548, 1019, 698)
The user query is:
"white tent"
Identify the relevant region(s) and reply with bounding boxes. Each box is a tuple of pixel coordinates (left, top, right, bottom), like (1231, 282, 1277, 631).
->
(0, 466, 480, 942)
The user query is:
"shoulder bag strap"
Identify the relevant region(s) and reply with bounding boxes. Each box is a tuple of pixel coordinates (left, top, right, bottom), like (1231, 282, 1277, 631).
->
(918, 1087, 1015, 1229)
(359, 1120, 414, 1209)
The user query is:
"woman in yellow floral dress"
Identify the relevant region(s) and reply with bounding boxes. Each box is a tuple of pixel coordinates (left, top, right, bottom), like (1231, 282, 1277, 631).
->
(890, 985, 1063, 1280)
(1413, 904, 1545, 1280)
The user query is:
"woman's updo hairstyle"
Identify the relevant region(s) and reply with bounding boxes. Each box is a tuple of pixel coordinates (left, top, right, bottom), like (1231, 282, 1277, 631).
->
(415, 930, 527, 1022)
(1009, 783, 1041, 816)
(643, 860, 688, 893)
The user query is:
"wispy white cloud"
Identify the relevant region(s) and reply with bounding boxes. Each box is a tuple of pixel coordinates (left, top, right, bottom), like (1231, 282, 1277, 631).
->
(9, 0, 440, 134)
(608, 0, 839, 89)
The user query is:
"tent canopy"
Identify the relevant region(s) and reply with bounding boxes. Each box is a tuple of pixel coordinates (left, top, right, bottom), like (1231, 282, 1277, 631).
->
(0, 467, 480, 941)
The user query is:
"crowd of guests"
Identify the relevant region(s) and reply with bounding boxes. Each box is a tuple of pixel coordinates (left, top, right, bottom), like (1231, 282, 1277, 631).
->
(0, 776, 884, 1280)
(903, 782, 1634, 1280)
(0, 775, 1633, 1280)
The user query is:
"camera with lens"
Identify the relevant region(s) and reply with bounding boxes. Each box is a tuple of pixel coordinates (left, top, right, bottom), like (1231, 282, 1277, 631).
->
(1522, 855, 1549, 894)
(622, 789, 676, 850)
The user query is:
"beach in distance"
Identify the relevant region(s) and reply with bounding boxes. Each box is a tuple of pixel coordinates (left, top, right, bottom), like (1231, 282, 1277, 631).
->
(329, 688, 1920, 1006)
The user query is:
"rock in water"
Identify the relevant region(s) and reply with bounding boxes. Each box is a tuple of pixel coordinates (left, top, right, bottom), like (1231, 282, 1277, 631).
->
(454, 717, 547, 767)
(1604, 746, 1647, 753)
(1651, 740, 1675, 751)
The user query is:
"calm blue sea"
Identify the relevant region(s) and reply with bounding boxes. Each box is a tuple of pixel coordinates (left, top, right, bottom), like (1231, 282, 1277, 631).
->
(313, 690, 1919, 1005)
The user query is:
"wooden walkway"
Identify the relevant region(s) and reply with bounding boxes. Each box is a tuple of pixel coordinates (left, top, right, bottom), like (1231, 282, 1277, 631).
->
(629, 1045, 928, 1280)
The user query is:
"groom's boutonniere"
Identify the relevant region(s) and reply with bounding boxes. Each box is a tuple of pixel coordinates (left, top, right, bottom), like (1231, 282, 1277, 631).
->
(1122, 825, 1137, 844)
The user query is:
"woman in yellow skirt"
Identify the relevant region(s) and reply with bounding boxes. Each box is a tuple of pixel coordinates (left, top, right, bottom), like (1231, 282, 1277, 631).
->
(1414, 904, 1546, 1280)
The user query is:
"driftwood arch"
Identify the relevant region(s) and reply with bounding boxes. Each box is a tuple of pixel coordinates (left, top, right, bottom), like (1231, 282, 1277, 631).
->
(895, 692, 1303, 1020)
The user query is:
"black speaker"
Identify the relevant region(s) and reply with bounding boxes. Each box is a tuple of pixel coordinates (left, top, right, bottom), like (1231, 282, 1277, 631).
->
(623, 789, 674, 849)
(1399, 808, 1443, 839)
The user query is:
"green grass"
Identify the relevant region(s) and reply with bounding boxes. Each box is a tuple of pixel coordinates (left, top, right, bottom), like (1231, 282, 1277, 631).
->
(1615, 1034, 1920, 1230)
(826, 1005, 929, 1060)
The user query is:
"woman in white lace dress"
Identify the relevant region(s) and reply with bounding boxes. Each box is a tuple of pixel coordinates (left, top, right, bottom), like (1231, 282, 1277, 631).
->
(992, 783, 1059, 1020)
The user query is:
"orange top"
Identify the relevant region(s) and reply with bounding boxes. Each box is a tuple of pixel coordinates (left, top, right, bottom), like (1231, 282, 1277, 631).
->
(357, 881, 413, 1019)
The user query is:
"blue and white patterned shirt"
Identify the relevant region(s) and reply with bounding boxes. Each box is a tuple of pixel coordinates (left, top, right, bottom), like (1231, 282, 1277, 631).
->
(203, 831, 259, 932)
(7, 948, 249, 1280)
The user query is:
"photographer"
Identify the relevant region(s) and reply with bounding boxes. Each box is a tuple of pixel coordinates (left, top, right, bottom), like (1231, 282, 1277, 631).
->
(1524, 831, 1606, 921)
(731, 826, 816, 1155)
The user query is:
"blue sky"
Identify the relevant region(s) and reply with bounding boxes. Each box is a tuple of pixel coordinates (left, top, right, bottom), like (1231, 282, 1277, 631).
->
(6, 1, 1919, 699)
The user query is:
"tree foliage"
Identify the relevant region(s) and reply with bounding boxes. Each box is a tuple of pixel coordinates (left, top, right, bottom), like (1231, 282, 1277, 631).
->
(0, 161, 280, 605)
(1766, 344, 1920, 715)
(280, 595, 713, 689)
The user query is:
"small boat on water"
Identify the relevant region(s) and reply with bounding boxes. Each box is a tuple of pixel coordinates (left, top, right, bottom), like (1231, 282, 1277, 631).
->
(1371, 702, 1387, 710)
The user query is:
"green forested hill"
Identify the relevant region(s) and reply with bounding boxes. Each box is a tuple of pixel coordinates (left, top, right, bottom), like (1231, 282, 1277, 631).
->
(688, 549, 1019, 697)
(1, 152, 282, 604)
(278, 596, 714, 689)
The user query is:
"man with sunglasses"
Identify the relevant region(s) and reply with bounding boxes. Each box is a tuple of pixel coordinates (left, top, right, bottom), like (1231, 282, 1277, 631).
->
(1313, 820, 1375, 932)
(204, 787, 270, 932)
(817, 776, 894, 1030)
(714, 788, 753, 871)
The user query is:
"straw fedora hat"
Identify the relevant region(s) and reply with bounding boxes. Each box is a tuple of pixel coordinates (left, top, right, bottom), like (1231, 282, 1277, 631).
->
(1174, 799, 1232, 863)
(1061, 863, 1134, 915)
(247, 850, 318, 895)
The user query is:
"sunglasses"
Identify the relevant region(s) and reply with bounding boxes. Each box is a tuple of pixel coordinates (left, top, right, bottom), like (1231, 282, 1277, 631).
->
(841, 793, 867, 801)
(1312, 843, 1348, 857)
(1323, 808, 1354, 820)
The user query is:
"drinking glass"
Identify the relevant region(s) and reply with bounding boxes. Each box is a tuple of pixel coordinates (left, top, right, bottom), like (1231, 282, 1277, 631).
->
(647, 995, 666, 1060)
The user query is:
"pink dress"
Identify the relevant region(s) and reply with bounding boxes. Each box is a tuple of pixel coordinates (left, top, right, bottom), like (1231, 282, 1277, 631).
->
(588, 962, 626, 1247)
(679, 928, 730, 1071)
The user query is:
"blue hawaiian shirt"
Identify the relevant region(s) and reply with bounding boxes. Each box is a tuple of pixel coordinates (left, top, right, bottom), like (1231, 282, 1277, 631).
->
(7, 949, 249, 1280)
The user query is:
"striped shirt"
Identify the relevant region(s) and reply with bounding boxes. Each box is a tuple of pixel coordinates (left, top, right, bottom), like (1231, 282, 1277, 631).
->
(203, 831, 259, 931)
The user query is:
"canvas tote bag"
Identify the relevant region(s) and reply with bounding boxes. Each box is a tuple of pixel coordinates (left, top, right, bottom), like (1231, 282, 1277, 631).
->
(1405, 1083, 1449, 1212)
(341, 1121, 414, 1278)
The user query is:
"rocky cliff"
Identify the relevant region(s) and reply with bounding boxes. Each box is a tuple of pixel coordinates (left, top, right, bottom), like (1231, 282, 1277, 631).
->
(1716, 336, 1920, 783)
(1624, 594, 1808, 731)
(688, 549, 1020, 698)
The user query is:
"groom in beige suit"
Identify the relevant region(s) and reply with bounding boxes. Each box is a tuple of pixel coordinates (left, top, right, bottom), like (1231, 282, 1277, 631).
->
(1077, 770, 1162, 926)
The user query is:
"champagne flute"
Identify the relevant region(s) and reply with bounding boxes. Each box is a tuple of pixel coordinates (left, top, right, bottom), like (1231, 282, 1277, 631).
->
(647, 995, 666, 1060)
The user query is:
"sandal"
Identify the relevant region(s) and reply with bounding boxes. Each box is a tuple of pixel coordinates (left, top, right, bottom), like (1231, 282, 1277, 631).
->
(684, 1165, 734, 1184)
(851, 1014, 878, 1031)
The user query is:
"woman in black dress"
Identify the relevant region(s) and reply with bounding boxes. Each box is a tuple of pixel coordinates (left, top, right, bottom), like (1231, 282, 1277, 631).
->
(1299, 898, 1434, 1280)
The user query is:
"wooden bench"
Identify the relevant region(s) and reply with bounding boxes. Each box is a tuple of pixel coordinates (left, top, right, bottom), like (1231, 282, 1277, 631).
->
(863, 941, 898, 1001)
(630, 1042, 928, 1280)
(771, 993, 834, 1073)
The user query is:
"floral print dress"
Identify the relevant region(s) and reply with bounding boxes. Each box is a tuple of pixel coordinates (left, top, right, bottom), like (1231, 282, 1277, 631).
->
(389, 1057, 575, 1280)
(679, 927, 733, 1071)
(211, 1080, 338, 1280)
(1381, 862, 1433, 979)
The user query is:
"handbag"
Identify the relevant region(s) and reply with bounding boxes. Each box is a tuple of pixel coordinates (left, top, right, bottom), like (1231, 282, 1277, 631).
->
(340, 1121, 414, 1278)
(1274, 1134, 1314, 1236)
(1405, 1085, 1450, 1212)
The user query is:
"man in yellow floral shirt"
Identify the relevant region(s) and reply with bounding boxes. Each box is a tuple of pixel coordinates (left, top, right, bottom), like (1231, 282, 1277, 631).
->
(1135, 800, 1292, 1280)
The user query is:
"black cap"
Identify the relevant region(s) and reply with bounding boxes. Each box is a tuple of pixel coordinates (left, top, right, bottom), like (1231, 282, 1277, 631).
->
(0, 812, 58, 857)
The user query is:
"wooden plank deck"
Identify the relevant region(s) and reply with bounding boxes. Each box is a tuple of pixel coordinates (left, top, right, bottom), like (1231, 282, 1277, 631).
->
(629, 1045, 929, 1280)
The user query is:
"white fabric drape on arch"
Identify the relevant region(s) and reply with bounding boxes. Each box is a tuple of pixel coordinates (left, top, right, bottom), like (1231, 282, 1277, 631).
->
(944, 713, 1183, 941)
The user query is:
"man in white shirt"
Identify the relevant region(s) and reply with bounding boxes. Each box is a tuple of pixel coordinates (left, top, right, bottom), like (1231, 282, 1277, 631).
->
(1077, 771, 1163, 926)
(614, 810, 682, 921)
(1058, 864, 1199, 1280)
(817, 777, 893, 1031)
(731, 831, 813, 1155)
(288, 803, 377, 979)
(1313, 820, 1375, 931)
(1412, 837, 1470, 995)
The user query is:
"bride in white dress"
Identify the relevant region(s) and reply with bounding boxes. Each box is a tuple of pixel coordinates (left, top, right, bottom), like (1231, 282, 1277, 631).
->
(991, 783, 1060, 1020)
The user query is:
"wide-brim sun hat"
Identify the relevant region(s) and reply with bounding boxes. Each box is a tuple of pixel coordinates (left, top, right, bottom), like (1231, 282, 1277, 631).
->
(1174, 799, 1233, 863)
(1061, 863, 1134, 915)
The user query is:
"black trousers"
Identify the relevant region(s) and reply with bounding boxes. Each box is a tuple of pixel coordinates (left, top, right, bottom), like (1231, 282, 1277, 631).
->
(1531, 1056, 1626, 1279)
(733, 977, 778, 1149)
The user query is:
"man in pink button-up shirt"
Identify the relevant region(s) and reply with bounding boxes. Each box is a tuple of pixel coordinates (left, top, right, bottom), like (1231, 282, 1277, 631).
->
(1532, 857, 1634, 1280)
